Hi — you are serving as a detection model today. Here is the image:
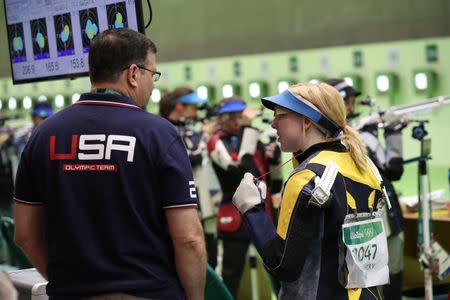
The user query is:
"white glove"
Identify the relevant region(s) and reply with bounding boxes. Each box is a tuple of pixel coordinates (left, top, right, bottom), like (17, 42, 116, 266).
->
(232, 172, 267, 214)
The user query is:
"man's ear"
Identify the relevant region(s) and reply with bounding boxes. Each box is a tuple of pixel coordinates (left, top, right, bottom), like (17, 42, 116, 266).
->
(126, 65, 139, 88)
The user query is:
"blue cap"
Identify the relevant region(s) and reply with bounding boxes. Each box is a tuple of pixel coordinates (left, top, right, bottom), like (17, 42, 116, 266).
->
(217, 100, 247, 115)
(261, 89, 341, 137)
(32, 105, 53, 118)
(179, 92, 207, 105)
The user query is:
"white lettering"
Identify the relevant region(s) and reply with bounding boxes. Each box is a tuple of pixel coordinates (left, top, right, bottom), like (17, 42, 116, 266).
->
(70, 134, 136, 162)
(63, 164, 118, 172)
(189, 180, 197, 198)
(350, 231, 364, 240)
(105, 135, 136, 162)
(78, 134, 106, 160)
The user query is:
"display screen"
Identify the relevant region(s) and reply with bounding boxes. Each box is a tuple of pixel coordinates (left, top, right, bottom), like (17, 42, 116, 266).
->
(4, 0, 144, 84)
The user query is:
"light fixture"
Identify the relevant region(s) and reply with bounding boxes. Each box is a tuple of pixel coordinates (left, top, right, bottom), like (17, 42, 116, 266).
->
(71, 93, 80, 104)
(23, 96, 32, 109)
(308, 75, 325, 84)
(376, 75, 389, 92)
(341, 74, 362, 92)
(196, 84, 215, 102)
(221, 83, 241, 98)
(38, 95, 47, 102)
(248, 81, 268, 99)
(413, 69, 437, 96)
(277, 79, 296, 93)
(344, 77, 354, 86)
(151, 88, 162, 103)
(8, 97, 17, 110)
(414, 73, 427, 90)
(55, 94, 65, 108)
(375, 72, 398, 96)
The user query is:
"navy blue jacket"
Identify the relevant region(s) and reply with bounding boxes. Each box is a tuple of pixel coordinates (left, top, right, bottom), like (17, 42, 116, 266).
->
(14, 92, 198, 299)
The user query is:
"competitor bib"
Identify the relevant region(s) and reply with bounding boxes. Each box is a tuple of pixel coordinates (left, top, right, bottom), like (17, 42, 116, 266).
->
(342, 217, 389, 288)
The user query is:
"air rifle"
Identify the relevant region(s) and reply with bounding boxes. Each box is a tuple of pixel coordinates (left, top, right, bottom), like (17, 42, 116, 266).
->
(355, 95, 450, 131)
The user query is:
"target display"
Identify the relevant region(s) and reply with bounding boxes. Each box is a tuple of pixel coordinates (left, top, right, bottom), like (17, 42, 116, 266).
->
(30, 18, 50, 60)
(54, 13, 75, 57)
(7, 23, 26, 63)
(79, 7, 99, 53)
(4, 0, 144, 84)
(107, 2, 128, 29)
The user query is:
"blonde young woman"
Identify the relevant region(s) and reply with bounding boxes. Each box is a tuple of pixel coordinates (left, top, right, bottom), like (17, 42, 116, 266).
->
(233, 83, 388, 300)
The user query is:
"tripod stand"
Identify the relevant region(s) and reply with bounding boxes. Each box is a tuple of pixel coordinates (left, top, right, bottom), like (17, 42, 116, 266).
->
(404, 120, 434, 299)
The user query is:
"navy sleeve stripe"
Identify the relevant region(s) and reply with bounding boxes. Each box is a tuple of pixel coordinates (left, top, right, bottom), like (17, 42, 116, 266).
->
(163, 203, 198, 209)
(13, 197, 43, 205)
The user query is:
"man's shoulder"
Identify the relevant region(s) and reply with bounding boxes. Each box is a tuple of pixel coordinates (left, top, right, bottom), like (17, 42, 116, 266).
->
(42, 104, 175, 131)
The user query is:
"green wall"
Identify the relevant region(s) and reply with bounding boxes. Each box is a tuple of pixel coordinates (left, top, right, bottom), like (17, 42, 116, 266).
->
(1, 36, 449, 197)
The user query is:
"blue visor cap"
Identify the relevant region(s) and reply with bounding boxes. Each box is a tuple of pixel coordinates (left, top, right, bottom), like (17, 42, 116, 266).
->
(32, 106, 53, 118)
(179, 92, 207, 105)
(261, 89, 342, 137)
(217, 100, 247, 115)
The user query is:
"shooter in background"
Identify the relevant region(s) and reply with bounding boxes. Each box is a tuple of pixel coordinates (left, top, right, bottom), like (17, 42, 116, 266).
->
(0, 102, 52, 214)
(207, 97, 282, 297)
(159, 87, 220, 268)
(0, 114, 17, 214)
(13, 101, 54, 155)
(326, 78, 405, 300)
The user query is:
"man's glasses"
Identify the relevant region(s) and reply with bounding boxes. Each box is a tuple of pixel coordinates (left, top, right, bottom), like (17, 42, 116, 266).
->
(123, 64, 161, 82)
(136, 65, 161, 82)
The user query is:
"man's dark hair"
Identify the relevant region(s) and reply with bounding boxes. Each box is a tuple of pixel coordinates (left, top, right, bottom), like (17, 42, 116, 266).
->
(89, 28, 157, 83)
(324, 78, 344, 90)
(324, 78, 361, 102)
(159, 87, 193, 119)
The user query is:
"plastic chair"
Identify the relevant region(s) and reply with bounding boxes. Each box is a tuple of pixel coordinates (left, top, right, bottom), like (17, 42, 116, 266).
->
(0, 216, 32, 269)
(205, 264, 233, 300)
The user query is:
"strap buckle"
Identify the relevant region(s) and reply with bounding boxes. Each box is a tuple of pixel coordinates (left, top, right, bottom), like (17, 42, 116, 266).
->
(308, 161, 339, 208)
(310, 185, 330, 208)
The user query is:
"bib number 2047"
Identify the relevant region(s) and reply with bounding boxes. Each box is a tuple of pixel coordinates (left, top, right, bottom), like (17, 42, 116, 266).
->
(352, 244, 377, 262)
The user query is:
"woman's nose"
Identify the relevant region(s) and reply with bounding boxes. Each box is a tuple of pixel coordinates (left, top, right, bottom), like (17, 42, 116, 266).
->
(271, 118, 278, 129)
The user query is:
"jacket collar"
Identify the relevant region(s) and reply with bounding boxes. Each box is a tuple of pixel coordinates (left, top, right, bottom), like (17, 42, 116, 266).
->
(76, 92, 142, 110)
(293, 140, 346, 166)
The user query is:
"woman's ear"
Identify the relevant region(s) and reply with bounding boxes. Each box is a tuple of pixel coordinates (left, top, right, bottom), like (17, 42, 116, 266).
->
(303, 117, 313, 130)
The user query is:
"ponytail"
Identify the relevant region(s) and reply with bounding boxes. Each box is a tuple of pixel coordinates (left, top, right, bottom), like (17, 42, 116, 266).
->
(289, 83, 369, 171)
(340, 125, 368, 171)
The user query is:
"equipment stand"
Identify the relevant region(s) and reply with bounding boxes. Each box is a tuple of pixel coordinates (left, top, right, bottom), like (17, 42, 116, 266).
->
(248, 246, 260, 300)
(419, 156, 433, 300)
(404, 120, 433, 299)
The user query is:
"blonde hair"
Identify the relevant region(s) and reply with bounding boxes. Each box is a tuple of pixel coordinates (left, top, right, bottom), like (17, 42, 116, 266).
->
(289, 83, 368, 171)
